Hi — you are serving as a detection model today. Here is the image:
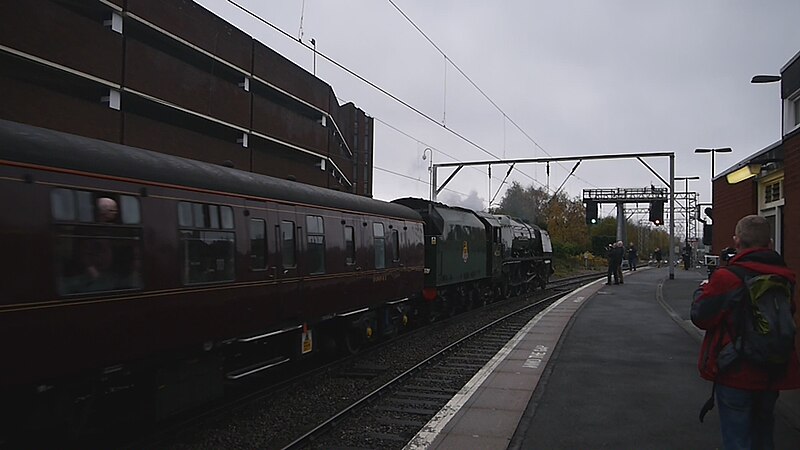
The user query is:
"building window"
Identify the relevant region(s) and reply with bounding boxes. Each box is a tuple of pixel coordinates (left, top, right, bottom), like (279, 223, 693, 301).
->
(793, 97, 800, 128)
(250, 219, 267, 270)
(281, 220, 296, 268)
(344, 226, 355, 265)
(784, 93, 800, 134)
(306, 215, 325, 274)
(764, 181, 781, 204)
(178, 201, 235, 284)
(51, 189, 143, 295)
(373, 222, 385, 269)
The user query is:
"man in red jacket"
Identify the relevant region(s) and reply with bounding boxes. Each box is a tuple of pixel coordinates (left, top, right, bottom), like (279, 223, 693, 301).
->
(691, 215, 800, 449)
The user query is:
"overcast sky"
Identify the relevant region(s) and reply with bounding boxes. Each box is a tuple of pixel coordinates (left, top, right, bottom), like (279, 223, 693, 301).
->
(197, 0, 799, 218)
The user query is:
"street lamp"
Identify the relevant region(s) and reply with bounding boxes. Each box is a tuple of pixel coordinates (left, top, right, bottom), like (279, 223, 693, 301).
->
(694, 147, 732, 180)
(422, 148, 434, 200)
(751, 73, 783, 136)
(310, 38, 317, 76)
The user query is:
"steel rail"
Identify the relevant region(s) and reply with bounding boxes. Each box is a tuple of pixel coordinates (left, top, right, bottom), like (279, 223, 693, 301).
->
(281, 288, 573, 450)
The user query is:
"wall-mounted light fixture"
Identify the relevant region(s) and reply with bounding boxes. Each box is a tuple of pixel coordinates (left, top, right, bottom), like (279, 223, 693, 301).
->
(726, 164, 761, 184)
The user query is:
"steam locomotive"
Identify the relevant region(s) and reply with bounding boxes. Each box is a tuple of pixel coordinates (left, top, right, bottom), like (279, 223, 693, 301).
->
(0, 119, 551, 428)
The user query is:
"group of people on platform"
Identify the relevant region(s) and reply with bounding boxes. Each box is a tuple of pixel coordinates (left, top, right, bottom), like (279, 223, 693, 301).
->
(605, 241, 639, 285)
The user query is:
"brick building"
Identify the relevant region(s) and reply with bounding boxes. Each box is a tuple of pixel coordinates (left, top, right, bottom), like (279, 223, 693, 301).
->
(712, 49, 800, 271)
(0, 0, 373, 196)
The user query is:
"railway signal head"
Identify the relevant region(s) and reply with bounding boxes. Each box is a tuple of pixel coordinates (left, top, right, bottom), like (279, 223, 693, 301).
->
(585, 201, 598, 225)
(649, 201, 664, 226)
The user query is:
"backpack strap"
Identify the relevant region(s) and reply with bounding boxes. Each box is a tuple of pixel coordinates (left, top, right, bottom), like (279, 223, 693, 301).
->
(724, 264, 749, 283)
(723, 266, 750, 362)
(699, 382, 716, 423)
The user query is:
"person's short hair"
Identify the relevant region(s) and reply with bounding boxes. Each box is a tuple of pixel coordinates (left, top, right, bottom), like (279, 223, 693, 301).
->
(734, 215, 771, 248)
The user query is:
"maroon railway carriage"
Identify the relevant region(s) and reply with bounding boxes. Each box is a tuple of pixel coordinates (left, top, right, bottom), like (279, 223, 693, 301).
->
(0, 119, 424, 422)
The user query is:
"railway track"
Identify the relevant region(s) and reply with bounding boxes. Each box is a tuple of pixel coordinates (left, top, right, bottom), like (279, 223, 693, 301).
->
(119, 272, 601, 449)
(282, 289, 570, 449)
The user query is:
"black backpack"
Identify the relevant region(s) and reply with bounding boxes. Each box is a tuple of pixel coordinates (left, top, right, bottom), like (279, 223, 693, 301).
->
(698, 265, 796, 422)
(721, 266, 796, 370)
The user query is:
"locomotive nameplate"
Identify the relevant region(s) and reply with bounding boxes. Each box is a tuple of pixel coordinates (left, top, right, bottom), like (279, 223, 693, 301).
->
(301, 329, 313, 354)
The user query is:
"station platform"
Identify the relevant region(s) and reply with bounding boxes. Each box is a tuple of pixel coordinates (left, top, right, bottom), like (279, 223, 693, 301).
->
(404, 267, 800, 449)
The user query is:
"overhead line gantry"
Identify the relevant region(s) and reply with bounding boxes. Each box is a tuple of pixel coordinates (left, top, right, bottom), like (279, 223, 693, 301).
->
(431, 151, 679, 279)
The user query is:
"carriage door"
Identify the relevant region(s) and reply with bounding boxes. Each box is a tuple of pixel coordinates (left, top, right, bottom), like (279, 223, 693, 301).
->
(272, 204, 304, 342)
(273, 204, 299, 284)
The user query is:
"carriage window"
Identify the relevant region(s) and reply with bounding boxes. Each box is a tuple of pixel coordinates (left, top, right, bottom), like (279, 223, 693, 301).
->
(51, 189, 143, 296)
(51, 189, 76, 220)
(281, 220, 296, 268)
(209, 205, 220, 229)
(178, 201, 235, 284)
(373, 222, 385, 269)
(344, 226, 355, 265)
(178, 202, 193, 227)
(306, 215, 325, 274)
(250, 219, 267, 270)
(55, 229, 143, 296)
(51, 189, 139, 225)
(192, 203, 204, 227)
(390, 229, 400, 262)
(76, 191, 94, 222)
(119, 195, 140, 224)
(221, 206, 234, 229)
(178, 202, 233, 230)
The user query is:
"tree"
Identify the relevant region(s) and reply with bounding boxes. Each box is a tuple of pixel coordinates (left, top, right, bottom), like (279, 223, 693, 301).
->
(493, 181, 548, 228)
(545, 192, 590, 254)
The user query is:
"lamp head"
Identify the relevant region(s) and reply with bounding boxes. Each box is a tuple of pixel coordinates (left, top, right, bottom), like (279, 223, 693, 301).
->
(694, 147, 732, 154)
(751, 75, 781, 84)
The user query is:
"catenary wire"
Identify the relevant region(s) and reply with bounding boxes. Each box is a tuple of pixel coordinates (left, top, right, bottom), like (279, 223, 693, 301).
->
(223, 0, 566, 192)
(372, 116, 548, 191)
(385, 0, 599, 191)
(374, 166, 470, 199)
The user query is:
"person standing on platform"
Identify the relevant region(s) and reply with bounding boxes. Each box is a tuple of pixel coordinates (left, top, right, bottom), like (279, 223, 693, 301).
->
(605, 243, 624, 285)
(627, 242, 638, 271)
(654, 247, 662, 268)
(683, 243, 692, 270)
(691, 215, 800, 449)
(614, 241, 624, 283)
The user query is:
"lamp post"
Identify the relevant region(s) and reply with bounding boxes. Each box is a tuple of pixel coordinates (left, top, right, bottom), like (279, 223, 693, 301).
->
(694, 147, 732, 205)
(422, 147, 434, 200)
(310, 38, 317, 76)
(694, 147, 732, 180)
(751, 74, 782, 136)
